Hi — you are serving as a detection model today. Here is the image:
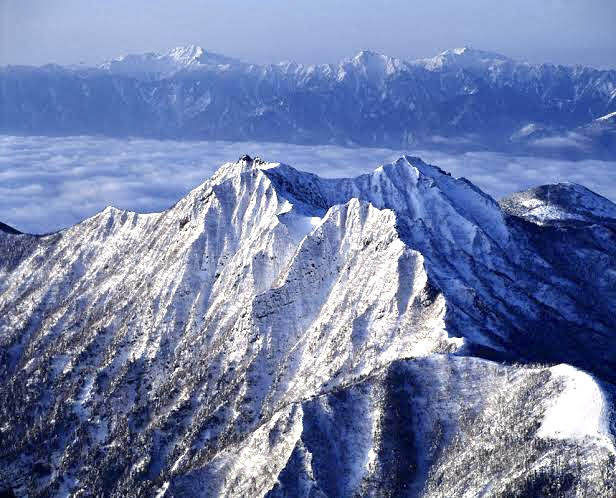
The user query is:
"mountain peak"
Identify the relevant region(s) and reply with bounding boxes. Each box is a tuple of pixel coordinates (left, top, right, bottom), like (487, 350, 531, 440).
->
(451, 46, 471, 55)
(415, 46, 512, 71)
(440, 46, 510, 60)
(165, 44, 239, 67)
(346, 49, 403, 80)
(167, 44, 205, 64)
(353, 49, 386, 60)
(100, 45, 240, 80)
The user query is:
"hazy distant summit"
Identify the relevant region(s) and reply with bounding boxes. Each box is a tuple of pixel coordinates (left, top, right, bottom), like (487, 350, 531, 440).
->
(1, 45, 615, 157)
(413, 46, 513, 70)
(92, 45, 522, 79)
(90, 44, 536, 77)
(99, 45, 241, 80)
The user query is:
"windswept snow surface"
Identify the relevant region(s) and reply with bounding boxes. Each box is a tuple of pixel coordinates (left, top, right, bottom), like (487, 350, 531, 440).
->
(1, 155, 615, 497)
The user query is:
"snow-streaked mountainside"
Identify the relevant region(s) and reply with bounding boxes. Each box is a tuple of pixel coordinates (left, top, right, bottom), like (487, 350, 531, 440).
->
(1, 155, 615, 497)
(2, 46, 615, 157)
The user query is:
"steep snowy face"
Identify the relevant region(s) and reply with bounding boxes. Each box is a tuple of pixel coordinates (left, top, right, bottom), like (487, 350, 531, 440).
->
(1, 156, 615, 497)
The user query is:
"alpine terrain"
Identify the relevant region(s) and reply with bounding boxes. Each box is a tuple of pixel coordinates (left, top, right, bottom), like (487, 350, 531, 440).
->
(2, 46, 615, 157)
(1, 155, 615, 497)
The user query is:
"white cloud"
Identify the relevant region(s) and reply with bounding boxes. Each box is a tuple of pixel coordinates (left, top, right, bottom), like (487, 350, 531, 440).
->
(1, 135, 615, 233)
(528, 132, 590, 150)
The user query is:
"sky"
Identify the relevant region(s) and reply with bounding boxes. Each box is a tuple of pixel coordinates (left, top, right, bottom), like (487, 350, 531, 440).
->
(2, 135, 615, 234)
(1, 0, 616, 69)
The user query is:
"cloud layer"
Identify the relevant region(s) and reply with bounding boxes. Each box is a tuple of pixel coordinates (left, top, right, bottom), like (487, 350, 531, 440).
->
(1, 135, 615, 234)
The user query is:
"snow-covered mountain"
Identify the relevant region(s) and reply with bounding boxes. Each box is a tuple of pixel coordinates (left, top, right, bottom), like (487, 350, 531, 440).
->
(1, 155, 615, 496)
(98, 45, 241, 81)
(1, 46, 615, 157)
(413, 46, 512, 71)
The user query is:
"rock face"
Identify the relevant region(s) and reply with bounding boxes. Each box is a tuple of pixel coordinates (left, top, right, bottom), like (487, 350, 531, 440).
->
(1, 46, 615, 157)
(0, 156, 615, 497)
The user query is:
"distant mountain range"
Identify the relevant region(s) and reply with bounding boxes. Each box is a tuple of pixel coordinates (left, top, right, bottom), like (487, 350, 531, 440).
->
(1, 155, 615, 496)
(1, 46, 615, 157)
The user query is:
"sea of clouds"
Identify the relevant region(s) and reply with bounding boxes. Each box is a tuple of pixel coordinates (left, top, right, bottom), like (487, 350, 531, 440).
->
(1, 134, 615, 233)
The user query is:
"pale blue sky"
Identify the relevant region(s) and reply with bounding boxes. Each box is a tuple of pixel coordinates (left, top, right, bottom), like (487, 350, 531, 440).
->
(1, 0, 615, 68)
